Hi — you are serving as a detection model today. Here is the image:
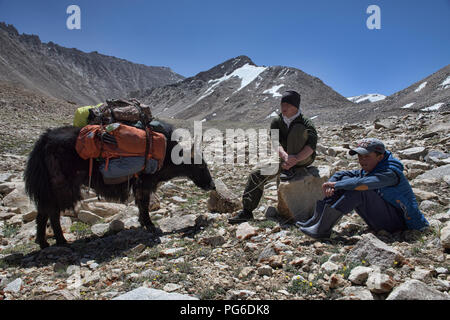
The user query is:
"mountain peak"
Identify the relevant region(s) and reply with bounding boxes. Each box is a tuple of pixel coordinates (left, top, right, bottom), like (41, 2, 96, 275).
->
(0, 22, 19, 36)
(192, 55, 256, 82)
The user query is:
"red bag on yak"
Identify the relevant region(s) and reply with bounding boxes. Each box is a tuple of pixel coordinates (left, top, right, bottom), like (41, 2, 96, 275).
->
(75, 123, 166, 175)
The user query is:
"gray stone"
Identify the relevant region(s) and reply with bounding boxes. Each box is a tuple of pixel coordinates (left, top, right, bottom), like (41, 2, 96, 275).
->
(345, 233, 404, 268)
(22, 210, 37, 223)
(320, 261, 340, 273)
(236, 222, 258, 240)
(158, 214, 207, 233)
(258, 244, 277, 263)
(419, 200, 440, 212)
(416, 164, 450, 182)
(112, 287, 198, 300)
(78, 210, 102, 225)
(386, 280, 450, 300)
(4, 278, 22, 293)
(257, 265, 273, 276)
(397, 147, 427, 160)
(348, 266, 374, 285)
(109, 219, 125, 233)
(277, 166, 331, 222)
(440, 225, 450, 249)
(366, 272, 395, 293)
(91, 223, 109, 236)
(341, 286, 374, 300)
(411, 268, 433, 283)
(2, 185, 35, 214)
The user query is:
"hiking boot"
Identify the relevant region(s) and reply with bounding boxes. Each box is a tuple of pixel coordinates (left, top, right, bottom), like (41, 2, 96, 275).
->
(228, 209, 254, 224)
(295, 201, 326, 228)
(280, 168, 296, 181)
(299, 205, 344, 239)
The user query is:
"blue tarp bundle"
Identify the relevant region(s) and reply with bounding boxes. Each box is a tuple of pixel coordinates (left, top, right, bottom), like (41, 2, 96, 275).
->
(99, 156, 158, 179)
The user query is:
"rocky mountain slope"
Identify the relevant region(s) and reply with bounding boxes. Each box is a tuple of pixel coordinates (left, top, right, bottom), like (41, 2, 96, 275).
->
(0, 22, 184, 105)
(0, 99, 449, 300)
(130, 55, 355, 124)
(348, 65, 449, 112)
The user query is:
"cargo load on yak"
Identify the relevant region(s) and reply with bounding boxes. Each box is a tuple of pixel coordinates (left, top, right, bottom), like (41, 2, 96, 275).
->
(73, 98, 167, 185)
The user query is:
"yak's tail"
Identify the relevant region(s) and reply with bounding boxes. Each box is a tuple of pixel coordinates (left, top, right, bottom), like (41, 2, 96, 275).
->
(24, 129, 53, 209)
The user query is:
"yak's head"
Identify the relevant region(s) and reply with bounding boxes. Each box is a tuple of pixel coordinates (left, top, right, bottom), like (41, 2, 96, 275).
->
(162, 139, 215, 191)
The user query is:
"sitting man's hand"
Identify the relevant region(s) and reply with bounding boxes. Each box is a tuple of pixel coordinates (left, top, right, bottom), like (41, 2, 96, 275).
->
(322, 181, 336, 197)
(279, 149, 289, 163)
(281, 155, 299, 170)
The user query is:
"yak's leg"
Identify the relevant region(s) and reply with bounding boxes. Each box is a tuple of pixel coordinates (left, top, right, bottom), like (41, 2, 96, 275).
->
(49, 210, 68, 246)
(35, 208, 50, 249)
(135, 184, 162, 235)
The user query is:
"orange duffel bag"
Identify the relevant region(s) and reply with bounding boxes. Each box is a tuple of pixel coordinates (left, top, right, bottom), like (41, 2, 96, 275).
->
(75, 123, 167, 172)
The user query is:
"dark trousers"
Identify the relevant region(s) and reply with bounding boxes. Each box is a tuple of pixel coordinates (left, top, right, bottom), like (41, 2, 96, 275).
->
(320, 189, 406, 233)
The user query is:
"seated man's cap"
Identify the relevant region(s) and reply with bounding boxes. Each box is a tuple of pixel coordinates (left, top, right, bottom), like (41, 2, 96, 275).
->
(349, 138, 385, 155)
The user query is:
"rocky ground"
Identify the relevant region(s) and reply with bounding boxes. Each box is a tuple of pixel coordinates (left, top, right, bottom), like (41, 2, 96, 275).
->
(0, 102, 449, 300)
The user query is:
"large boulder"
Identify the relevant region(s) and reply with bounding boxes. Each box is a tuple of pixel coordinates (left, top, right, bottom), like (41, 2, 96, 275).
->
(386, 280, 450, 300)
(277, 166, 331, 222)
(345, 233, 404, 268)
(207, 178, 241, 213)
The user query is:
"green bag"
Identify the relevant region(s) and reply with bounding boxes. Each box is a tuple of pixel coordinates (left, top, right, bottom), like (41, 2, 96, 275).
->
(73, 103, 103, 128)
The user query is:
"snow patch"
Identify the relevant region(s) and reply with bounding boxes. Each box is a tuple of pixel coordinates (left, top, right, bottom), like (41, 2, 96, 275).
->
(401, 102, 415, 109)
(347, 93, 386, 103)
(263, 84, 285, 97)
(266, 111, 279, 119)
(439, 76, 450, 90)
(414, 81, 427, 93)
(421, 103, 444, 112)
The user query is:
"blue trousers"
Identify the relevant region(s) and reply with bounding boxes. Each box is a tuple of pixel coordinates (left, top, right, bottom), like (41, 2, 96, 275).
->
(320, 189, 406, 233)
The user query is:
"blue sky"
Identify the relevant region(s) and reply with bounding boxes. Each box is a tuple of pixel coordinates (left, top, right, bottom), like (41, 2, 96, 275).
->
(0, 0, 449, 97)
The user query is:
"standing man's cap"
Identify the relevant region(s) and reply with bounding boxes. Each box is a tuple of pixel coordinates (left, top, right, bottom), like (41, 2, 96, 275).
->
(281, 90, 301, 109)
(349, 138, 385, 155)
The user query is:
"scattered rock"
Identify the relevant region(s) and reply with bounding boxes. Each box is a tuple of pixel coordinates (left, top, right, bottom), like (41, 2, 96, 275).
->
(397, 147, 427, 161)
(345, 233, 404, 268)
(366, 272, 395, 293)
(236, 222, 258, 240)
(113, 287, 198, 300)
(77, 210, 102, 225)
(348, 266, 374, 285)
(440, 224, 450, 249)
(4, 278, 22, 293)
(386, 280, 450, 300)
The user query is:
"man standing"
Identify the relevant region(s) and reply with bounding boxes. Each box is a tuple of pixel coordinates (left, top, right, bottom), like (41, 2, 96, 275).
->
(297, 138, 429, 239)
(228, 90, 318, 224)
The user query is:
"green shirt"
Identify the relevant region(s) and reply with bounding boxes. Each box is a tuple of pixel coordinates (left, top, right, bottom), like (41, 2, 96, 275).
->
(270, 113, 318, 151)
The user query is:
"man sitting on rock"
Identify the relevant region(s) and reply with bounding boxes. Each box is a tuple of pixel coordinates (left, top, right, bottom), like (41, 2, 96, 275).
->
(228, 90, 318, 224)
(297, 138, 429, 239)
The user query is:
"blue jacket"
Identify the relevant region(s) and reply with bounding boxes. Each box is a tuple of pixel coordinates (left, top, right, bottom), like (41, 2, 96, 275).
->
(330, 151, 429, 230)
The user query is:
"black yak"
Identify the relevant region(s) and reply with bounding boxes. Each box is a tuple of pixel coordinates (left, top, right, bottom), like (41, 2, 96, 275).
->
(24, 121, 215, 249)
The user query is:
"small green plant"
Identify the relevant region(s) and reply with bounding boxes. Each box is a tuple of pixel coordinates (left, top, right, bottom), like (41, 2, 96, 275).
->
(287, 276, 317, 295)
(199, 287, 226, 300)
(2, 222, 20, 238)
(70, 221, 92, 239)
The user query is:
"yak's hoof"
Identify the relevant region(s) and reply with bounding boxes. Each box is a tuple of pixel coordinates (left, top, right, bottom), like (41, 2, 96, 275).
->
(146, 225, 163, 236)
(36, 239, 50, 250)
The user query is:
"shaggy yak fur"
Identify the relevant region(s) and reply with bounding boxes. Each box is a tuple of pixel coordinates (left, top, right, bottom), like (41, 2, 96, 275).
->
(24, 122, 215, 249)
